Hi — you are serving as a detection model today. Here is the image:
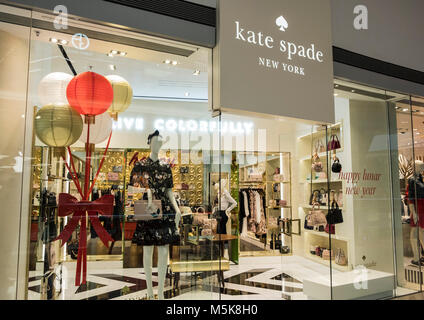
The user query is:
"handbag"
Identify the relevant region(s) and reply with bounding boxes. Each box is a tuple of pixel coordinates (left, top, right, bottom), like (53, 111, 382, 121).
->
(322, 249, 334, 260)
(307, 204, 327, 227)
(320, 188, 328, 206)
(112, 165, 123, 173)
(304, 217, 314, 230)
(332, 157, 342, 173)
(312, 153, 323, 172)
(325, 223, 335, 234)
(134, 191, 163, 221)
(309, 189, 321, 205)
(335, 248, 348, 266)
(315, 139, 326, 154)
(328, 134, 341, 151)
(326, 200, 344, 224)
(107, 172, 119, 181)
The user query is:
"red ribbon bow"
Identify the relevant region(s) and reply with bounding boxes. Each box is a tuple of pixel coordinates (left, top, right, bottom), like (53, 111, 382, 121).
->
(55, 193, 114, 286)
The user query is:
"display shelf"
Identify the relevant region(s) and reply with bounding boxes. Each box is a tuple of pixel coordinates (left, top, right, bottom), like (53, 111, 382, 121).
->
(304, 229, 349, 242)
(299, 148, 344, 161)
(300, 204, 344, 210)
(306, 252, 349, 272)
(297, 122, 342, 140)
(302, 179, 343, 184)
(267, 206, 291, 209)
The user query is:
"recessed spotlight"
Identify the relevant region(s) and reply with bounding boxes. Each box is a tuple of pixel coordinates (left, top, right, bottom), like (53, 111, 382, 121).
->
(395, 106, 401, 110)
(193, 70, 200, 76)
(49, 38, 58, 43)
(109, 65, 116, 71)
(417, 132, 420, 135)
(335, 84, 339, 88)
(111, 50, 118, 55)
(172, 60, 178, 66)
(334, 93, 338, 97)
(164, 60, 171, 64)
(351, 90, 356, 93)
(120, 52, 127, 56)
(185, 92, 190, 97)
(403, 108, 409, 112)
(107, 53, 114, 57)
(60, 39, 68, 45)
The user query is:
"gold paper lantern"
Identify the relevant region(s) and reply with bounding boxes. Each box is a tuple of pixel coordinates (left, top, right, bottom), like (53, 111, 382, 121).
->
(35, 104, 83, 147)
(105, 75, 133, 119)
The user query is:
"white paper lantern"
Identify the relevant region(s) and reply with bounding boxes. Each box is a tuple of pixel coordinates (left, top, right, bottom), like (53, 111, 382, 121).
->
(38, 72, 73, 106)
(79, 112, 113, 144)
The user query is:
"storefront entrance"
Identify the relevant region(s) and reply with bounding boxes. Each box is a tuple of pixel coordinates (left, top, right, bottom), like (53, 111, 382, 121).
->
(1, 3, 423, 300)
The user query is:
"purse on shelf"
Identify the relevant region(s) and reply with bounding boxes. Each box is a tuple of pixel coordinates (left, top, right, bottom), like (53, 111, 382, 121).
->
(328, 134, 341, 151)
(322, 249, 335, 260)
(336, 189, 343, 207)
(309, 190, 321, 205)
(306, 203, 327, 227)
(312, 153, 323, 172)
(335, 248, 348, 266)
(320, 188, 328, 206)
(325, 223, 335, 234)
(315, 139, 326, 154)
(112, 165, 123, 173)
(332, 156, 342, 173)
(107, 172, 119, 181)
(326, 200, 344, 225)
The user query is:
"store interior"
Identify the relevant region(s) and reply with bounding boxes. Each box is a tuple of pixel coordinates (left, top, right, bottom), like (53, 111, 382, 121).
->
(22, 11, 424, 300)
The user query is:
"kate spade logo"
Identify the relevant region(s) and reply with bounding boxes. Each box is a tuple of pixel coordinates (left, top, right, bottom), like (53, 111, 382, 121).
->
(276, 15, 288, 32)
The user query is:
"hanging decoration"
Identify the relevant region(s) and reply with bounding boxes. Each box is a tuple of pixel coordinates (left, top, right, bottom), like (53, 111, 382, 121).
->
(66, 71, 114, 116)
(38, 72, 73, 106)
(105, 75, 133, 120)
(78, 112, 113, 144)
(37, 70, 117, 286)
(34, 104, 83, 147)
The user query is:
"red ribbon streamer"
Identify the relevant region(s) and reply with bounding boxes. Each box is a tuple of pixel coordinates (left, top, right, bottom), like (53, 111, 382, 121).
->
(56, 193, 114, 286)
(55, 120, 115, 286)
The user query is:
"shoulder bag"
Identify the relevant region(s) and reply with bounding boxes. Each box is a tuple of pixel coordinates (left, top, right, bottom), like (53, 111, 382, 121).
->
(326, 200, 344, 224)
(328, 134, 341, 151)
(307, 204, 327, 227)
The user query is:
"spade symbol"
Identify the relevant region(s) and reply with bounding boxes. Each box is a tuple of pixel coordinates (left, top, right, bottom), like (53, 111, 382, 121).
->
(276, 15, 288, 32)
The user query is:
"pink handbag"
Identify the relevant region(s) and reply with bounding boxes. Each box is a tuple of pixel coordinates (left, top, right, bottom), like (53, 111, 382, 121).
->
(312, 153, 323, 172)
(107, 172, 119, 181)
(322, 249, 334, 260)
(307, 204, 327, 227)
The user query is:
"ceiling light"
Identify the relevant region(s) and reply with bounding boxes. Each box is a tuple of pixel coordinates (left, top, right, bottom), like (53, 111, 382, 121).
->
(172, 60, 178, 66)
(111, 50, 118, 55)
(107, 53, 114, 57)
(164, 60, 171, 64)
(351, 90, 356, 93)
(120, 52, 127, 56)
(49, 38, 58, 43)
(109, 65, 116, 71)
(60, 39, 68, 45)
(335, 84, 339, 88)
(334, 93, 338, 97)
(185, 92, 190, 97)
(403, 108, 409, 112)
(193, 70, 200, 76)
(416, 132, 420, 135)
(395, 106, 401, 110)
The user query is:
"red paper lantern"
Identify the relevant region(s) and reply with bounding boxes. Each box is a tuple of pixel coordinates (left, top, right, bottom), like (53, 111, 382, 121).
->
(66, 71, 114, 116)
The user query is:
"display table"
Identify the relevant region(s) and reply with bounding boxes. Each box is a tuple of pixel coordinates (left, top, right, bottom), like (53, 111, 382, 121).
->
(169, 234, 237, 289)
(303, 269, 395, 300)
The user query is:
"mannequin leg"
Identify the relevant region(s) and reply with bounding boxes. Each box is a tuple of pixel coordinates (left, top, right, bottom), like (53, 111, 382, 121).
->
(157, 245, 169, 300)
(419, 228, 424, 256)
(143, 246, 154, 299)
(410, 227, 420, 262)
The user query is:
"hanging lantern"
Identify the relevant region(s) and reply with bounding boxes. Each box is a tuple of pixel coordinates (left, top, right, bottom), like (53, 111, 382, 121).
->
(38, 72, 73, 106)
(35, 104, 83, 147)
(105, 75, 133, 120)
(66, 71, 114, 116)
(78, 112, 112, 144)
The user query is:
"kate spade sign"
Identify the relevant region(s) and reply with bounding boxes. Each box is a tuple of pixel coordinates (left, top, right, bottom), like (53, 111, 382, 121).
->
(213, 0, 335, 123)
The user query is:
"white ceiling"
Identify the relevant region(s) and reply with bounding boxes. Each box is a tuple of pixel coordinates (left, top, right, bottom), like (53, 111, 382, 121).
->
(29, 26, 209, 103)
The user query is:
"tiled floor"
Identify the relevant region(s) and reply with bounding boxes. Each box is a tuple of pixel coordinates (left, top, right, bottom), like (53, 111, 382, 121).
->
(28, 255, 419, 300)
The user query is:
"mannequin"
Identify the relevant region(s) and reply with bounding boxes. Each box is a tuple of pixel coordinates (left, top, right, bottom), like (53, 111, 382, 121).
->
(131, 130, 181, 300)
(213, 179, 237, 259)
(407, 160, 424, 266)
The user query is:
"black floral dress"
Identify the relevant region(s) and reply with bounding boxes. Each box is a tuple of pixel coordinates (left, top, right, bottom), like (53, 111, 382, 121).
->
(130, 157, 180, 246)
